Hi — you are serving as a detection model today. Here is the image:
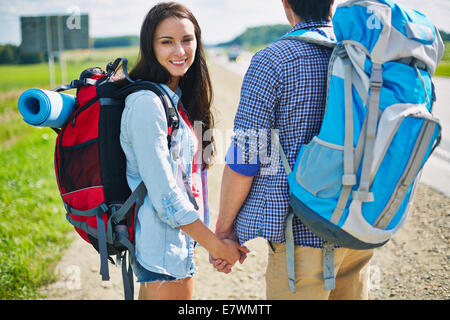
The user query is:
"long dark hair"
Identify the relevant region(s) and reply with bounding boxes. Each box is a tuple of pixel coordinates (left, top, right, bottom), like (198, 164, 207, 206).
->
(129, 2, 215, 167)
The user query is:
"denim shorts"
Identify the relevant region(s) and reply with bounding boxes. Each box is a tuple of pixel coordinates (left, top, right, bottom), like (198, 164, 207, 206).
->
(131, 258, 177, 283)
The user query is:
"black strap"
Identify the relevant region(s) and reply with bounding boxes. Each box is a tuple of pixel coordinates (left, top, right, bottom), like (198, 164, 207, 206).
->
(53, 78, 98, 92)
(115, 81, 180, 149)
(53, 83, 74, 92)
(99, 98, 123, 107)
(115, 227, 135, 300)
(96, 213, 110, 281)
(119, 251, 134, 300)
(107, 58, 134, 83)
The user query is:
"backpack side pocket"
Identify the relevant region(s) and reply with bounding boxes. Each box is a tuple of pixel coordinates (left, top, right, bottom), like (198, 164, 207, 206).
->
(297, 137, 344, 199)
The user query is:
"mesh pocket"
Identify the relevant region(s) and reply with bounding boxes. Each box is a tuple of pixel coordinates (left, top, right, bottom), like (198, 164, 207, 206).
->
(60, 138, 102, 193)
(297, 137, 344, 198)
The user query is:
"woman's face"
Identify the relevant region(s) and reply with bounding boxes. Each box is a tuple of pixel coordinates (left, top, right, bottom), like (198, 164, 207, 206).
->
(153, 17, 197, 89)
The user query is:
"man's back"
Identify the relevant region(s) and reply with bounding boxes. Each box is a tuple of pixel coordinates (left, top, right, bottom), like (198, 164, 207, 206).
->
(229, 19, 335, 247)
(216, 0, 375, 300)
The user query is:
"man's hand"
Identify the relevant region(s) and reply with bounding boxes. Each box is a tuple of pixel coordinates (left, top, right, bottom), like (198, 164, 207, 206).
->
(209, 230, 249, 274)
(209, 165, 254, 273)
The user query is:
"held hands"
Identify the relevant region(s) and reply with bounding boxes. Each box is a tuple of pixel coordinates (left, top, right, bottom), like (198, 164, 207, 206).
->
(209, 230, 249, 274)
(210, 165, 254, 273)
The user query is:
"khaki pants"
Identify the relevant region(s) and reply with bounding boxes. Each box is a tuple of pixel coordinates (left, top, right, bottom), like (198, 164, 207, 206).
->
(266, 242, 374, 300)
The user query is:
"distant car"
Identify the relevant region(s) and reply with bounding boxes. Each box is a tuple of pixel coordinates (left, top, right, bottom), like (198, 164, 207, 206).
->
(227, 46, 241, 62)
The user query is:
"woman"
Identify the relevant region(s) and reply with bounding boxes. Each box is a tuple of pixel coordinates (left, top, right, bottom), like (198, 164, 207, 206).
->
(119, 2, 248, 300)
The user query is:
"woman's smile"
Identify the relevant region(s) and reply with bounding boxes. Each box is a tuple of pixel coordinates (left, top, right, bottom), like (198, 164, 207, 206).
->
(153, 16, 197, 91)
(170, 59, 188, 66)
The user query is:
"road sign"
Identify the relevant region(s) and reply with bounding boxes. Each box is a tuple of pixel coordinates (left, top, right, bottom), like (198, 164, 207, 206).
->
(20, 14, 89, 53)
(20, 14, 90, 88)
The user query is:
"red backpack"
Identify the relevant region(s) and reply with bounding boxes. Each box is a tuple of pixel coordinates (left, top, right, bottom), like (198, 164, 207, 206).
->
(53, 58, 179, 300)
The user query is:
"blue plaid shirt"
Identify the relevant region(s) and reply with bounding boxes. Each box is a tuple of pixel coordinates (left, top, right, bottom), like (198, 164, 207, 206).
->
(226, 19, 335, 248)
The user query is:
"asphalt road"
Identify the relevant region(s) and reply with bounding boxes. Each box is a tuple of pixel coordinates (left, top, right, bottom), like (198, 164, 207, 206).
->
(421, 76, 450, 198)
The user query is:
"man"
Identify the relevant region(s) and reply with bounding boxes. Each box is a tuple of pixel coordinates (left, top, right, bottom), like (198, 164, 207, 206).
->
(210, 0, 374, 300)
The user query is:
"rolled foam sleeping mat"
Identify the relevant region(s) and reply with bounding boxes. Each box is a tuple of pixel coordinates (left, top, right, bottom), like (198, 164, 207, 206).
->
(17, 88, 76, 128)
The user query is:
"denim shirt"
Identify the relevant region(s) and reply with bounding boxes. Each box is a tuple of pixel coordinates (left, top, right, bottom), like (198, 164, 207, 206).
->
(120, 84, 208, 279)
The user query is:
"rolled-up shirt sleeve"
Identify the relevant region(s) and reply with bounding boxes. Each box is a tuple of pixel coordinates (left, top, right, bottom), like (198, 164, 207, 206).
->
(225, 139, 261, 177)
(125, 91, 199, 229)
(225, 48, 281, 176)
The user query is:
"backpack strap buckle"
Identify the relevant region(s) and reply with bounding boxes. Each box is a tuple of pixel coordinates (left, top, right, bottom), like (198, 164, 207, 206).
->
(100, 203, 109, 213)
(352, 190, 375, 203)
(342, 174, 356, 186)
(370, 64, 383, 88)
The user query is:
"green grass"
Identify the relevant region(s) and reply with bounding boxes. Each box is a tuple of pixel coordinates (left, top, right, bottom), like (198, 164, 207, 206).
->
(0, 129, 72, 299)
(0, 46, 139, 92)
(0, 46, 139, 299)
(435, 42, 450, 77)
(442, 41, 450, 61)
(0, 96, 35, 146)
(435, 61, 450, 77)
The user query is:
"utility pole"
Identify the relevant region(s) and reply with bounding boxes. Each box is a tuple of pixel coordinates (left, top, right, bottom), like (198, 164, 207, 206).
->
(57, 15, 67, 84)
(45, 16, 55, 89)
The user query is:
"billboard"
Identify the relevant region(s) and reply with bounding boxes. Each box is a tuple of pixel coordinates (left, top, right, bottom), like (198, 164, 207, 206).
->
(20, 14, 89, 53)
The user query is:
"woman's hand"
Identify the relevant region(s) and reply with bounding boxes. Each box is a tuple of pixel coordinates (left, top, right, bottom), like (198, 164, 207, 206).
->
(211, 239, 250, 267)
(179, 219, 249, 269)
(209, 230, 250, 274)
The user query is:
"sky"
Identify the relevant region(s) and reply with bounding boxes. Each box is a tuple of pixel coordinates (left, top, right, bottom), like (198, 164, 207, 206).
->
(1, 0, 449, 46)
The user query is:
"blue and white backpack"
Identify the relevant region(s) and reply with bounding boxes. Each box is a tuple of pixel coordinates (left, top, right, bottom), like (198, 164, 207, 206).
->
(276, 0, 445, 292)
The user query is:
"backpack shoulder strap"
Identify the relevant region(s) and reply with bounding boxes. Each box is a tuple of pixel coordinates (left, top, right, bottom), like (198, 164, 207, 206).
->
(277, 29, 337, 49)
(276, 29, 337, 294)
(117, 81, 180, 149)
